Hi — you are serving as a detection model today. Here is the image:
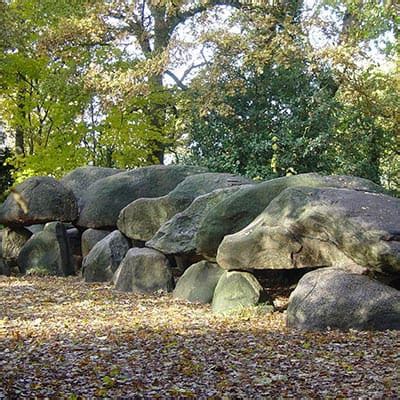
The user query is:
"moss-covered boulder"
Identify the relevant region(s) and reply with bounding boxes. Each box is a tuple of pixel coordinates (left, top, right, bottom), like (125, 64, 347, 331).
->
(212, 271, 271, 314)
(81, 228, 112, 258)
(196, 173, 384, 260)
(217, 187, 400, 274)
(173, 261, 224, 304)
(17, 222, 74, 276)
(60, 166, 123, 211)
(0, 176, 78, 227)
(76, 165, 206, 229)
(118, 173, 251, 241)
(82, 230, 130, 282)
(1, 227, 32, 271)
(147, 186, 244, 256)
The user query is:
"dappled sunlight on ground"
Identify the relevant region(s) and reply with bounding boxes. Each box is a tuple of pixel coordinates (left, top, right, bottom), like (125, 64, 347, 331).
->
(0, 276, 399, 397)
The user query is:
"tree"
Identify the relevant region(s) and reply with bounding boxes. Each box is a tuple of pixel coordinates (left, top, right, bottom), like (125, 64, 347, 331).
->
(0, 0, 311, 177)
(312, 0, 399, 190)
(184, 3, 338, 178)
(0, 1, 101, 180)
(83, 0, 246, 164)
(77, 0, 307, 164)
(0, 147, 13, 201)
(183, 0, 399, 192)
(0, 0, 249, 173)
(1, 0, 397, 192)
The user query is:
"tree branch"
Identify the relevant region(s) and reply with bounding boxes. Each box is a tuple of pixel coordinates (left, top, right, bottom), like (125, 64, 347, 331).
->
(126, 17, 152, 54)
(164, 70, 187, 90)
(181, 62, 208, 82)
(164, 62, 209, 90)
(168, 0, 243, 35)
(108, 8, 152, 55)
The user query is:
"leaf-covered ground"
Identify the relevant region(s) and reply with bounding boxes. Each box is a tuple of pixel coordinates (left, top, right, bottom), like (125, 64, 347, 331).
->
(0, 276, 399, 398)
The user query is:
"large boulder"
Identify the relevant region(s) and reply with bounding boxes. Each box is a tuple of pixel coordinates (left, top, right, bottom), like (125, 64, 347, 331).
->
(76, 165, 206, 229)
(173, 261, 224, 304)
(60, 166, 123, 211)
(0, 176, 78, 227)
(82, 230, 130, 282)
(196, 173, 385, 260)
(81, 228, 112, 258)
(113, 248, 174, 293)
(17, 222, 74, 276)
(212, 271, 270, 314)
(1, 227, 32, 266)
(147, 186, 244, 256)
(287, 268, 400, 331)
(118, 173, 252, 241)
(217, 187, 400, 274)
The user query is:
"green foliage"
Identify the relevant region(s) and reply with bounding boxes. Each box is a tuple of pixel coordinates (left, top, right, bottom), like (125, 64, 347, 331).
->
(320, 0, 399, 49)
(328, 65, 400, 192)
(9, 142, 88, 182)
(184, 9, 341, 179)
(0, 147, 14, 201)
(312, 0, 400, 191)
(186, 59, 340, 179)
(0, 0, 199, 175)
(0, 0, 398, 194)
(184, 2, 399, 193)
(0, 0, 97, 179)
(95, 89, 180, 168)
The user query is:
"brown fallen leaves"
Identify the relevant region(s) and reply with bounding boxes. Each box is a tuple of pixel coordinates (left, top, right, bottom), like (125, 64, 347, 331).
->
(0, 276, 399, 398)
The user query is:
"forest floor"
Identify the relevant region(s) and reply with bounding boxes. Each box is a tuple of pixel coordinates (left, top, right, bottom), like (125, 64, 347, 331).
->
(0, 276, 399, 398)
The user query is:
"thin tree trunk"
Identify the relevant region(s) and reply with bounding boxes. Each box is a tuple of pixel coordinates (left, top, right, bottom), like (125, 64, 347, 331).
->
(15, 83, 26, 156)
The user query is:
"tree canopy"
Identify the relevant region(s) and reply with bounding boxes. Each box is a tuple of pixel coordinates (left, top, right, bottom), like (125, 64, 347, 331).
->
(0, 0, 398, 194)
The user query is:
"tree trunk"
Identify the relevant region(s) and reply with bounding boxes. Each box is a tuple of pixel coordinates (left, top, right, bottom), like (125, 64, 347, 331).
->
(368, 129, 381, 184)
(15, 84, 26, 156)
(146, 11, 170, 165)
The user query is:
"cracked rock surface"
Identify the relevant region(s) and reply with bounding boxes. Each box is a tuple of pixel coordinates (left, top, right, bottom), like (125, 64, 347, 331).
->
(196, 173, 384, 260)
(217, 187, 400, 274)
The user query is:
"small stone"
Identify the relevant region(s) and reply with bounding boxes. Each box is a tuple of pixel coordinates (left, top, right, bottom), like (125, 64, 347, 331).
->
(212, 271, 269, 314)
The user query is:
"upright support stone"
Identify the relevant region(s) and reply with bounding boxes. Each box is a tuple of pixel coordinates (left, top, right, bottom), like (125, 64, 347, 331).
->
(17, 222, 75, 276)
(82, 230, 131, 282)
(173, 261, 224, 304)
